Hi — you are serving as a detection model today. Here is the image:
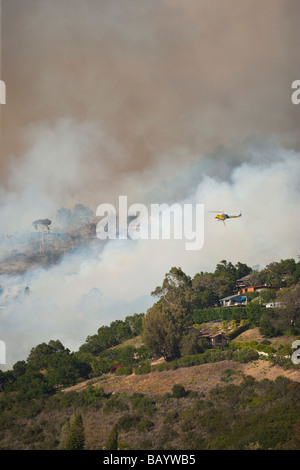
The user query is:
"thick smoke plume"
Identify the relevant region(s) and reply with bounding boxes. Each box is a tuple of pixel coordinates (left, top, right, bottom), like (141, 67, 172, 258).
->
(0, 0, 300, 368)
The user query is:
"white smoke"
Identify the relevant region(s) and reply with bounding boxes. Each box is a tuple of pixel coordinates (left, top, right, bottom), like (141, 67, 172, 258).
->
(0, 121, 299, 369)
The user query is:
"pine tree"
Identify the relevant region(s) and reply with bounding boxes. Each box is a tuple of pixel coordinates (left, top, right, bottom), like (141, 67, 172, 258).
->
(64, 413, 85, 450)
(104, 424, 118, 450)
(58, 420, 70, 450)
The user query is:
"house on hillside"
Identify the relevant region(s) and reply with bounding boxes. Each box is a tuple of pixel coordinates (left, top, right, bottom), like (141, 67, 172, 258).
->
(238, 285, 281, 295)
(235, 275, 281, 294)
(187, 327, 229, 348)
(219, 293, 248, 307)
(208, 333, 229, 348)
(265, 302, 284, 308)
(221, 279, 281, 307)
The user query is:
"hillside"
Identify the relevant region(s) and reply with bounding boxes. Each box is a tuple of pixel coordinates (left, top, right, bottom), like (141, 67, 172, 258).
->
(1, 257, 299, 451)
(63, 357, 300, 396)
(1, 351, 299, 451)
(63, 327, 300, 395)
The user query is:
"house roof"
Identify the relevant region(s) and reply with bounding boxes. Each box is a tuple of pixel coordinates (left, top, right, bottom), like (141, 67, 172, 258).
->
(186, 327, 229, 340)
(236, 275, 251, 281)
(219, 294, 246, 301)
(241, 285, 280, 290)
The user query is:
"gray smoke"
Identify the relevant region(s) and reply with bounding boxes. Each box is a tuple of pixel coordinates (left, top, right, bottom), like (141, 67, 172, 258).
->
(1, 0, 300, 368)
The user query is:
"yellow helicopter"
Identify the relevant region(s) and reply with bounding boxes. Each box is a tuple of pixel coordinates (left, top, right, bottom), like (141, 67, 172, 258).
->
(210, 211, 242, 225)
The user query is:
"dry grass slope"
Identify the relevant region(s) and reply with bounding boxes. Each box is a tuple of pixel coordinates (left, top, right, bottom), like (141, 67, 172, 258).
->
(63, 359, 300, 396)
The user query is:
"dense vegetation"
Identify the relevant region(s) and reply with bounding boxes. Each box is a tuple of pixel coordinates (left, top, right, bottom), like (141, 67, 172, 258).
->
(0, 369, 299, 450)
(0, 257, 299, 450)
(143, 259, 300, 360)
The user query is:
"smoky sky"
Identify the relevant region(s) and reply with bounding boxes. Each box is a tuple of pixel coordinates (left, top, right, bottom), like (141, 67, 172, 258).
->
(0, 1, 300, 368)
(1, 0, 300, 200)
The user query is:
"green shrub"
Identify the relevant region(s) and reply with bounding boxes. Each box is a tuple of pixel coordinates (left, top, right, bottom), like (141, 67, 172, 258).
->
(203, 348, 223, 362)
(131, 393, 157, 416)
(227, 323, 250, 340)
(221, 369, 239, 382)
(115, 366, 132, 376)
(118, 414, 140, 431)
(137, 419, 155, 433)
(168, 361, 179, 370)
(255, 344, 275, 354)
(104, 395, 129, 413)
(154, 363, 168, 372)
(233, 347, 259, 363)
(223, 350, 233, 360)
(177, 353, 207, 368)
(172, 384, 186, 398)
(164, 411, 180, 424)
(134, 363, 151, 375)
(229, 341, 275, 355)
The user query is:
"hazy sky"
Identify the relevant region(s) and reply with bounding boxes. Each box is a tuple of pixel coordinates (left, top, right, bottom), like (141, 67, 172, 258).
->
(0, 0, 300, 367)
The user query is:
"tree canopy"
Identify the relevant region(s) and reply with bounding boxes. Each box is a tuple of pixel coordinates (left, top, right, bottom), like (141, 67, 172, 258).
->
(142, 259, 300, 359)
